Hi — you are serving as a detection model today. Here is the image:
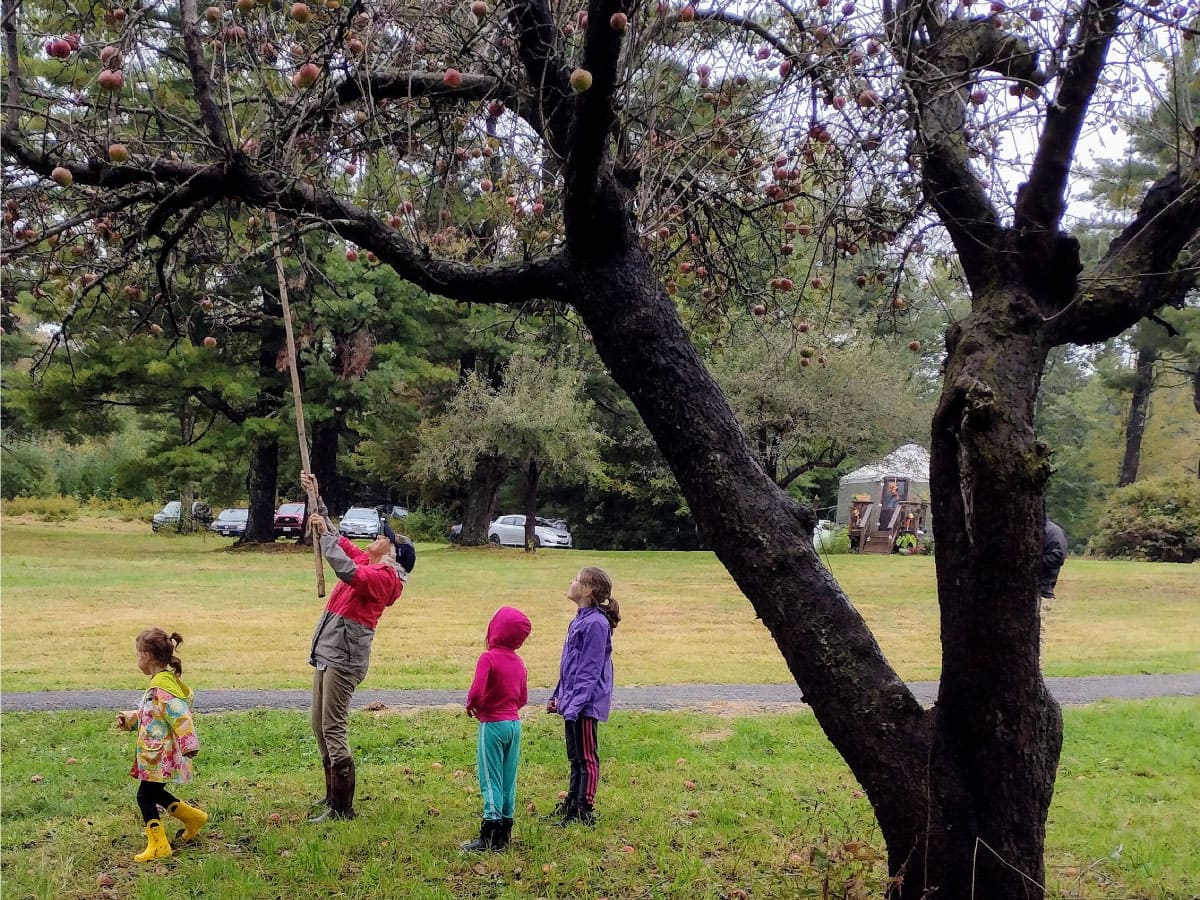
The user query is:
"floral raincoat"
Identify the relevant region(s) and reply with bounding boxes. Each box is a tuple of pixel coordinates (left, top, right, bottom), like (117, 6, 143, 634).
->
(123, 670, 199, 784)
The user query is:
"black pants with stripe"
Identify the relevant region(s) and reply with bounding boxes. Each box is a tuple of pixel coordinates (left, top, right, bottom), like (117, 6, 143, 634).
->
(564, 716, 600, 809)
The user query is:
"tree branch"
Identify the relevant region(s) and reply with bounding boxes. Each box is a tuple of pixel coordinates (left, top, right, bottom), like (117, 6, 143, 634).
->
(895, 17, 1044, 292)
(508, 0, 574, 160)
(1046, 166, 1200, 346)
(1, 131, 569, 306)
(245, 172, 570, 304)
(178, 0, 232, 153)
(562, 0, 631, 257)
(1014, 0, 1123, 234)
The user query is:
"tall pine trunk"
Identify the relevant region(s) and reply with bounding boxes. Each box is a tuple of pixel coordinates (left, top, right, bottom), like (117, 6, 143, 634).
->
(244, 440, 280, 543)
(1118, 347, 1156, 487)
(242, 295, 285, 544)
(311, 415, 343, 516)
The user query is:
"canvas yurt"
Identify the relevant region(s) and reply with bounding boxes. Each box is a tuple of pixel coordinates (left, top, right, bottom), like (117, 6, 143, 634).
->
(835, 443, 932, 528)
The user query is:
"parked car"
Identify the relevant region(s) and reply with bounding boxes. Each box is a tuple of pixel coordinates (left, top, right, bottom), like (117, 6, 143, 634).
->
(209, 508, 248, 538)
(273, 502, 306, 539)
(151, 501, 213, 532)
(339, 506, 382, 540)
(488, 514, 572, 549)
(390, 505, 409, 519)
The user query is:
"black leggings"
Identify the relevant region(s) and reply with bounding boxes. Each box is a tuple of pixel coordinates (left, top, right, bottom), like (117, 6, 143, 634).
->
(137, 781, 179, 823)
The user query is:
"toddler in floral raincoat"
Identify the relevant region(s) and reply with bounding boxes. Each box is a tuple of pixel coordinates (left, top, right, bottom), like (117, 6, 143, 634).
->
(115, 628, 207, 862)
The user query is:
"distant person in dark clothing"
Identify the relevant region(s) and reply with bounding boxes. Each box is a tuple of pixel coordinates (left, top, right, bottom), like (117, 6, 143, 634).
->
(1040, 519, 1068, 610)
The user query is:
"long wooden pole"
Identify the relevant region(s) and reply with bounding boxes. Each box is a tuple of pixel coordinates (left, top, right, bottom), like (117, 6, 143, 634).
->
(268, 211, 325, 598)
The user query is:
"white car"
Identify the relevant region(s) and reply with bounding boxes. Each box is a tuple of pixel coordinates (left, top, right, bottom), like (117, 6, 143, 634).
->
(488, 515, 572, 549)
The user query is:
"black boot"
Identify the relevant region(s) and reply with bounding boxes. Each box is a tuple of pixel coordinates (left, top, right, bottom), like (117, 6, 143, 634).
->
(493, 818, 513, 850)
(575, 802, 596, 827)
(311, 758, 356, 822)
(460, 819, 500, 852)
(550, 798, 577, 827)
(559, 801, 595, 827)
(307, 760, 333, 820)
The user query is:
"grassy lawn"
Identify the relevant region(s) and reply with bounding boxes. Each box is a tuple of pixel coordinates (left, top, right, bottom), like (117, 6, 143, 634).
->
(1, 518, 1197, 691)
(1, 699, 1196, 899)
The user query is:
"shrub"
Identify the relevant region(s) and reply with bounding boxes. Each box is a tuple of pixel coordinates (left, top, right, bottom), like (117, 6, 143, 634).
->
(395, 506, 454, 542)
(82, 497, 160, 521)
(1088, 477, 1200, 563)
(821, 525, 853, 555)
(1, 494, 81, 521)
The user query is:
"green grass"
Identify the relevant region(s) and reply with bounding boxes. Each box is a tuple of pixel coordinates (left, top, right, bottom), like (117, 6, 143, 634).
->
(1, 700, 1196, 899)
(1, 518, 1197, 691)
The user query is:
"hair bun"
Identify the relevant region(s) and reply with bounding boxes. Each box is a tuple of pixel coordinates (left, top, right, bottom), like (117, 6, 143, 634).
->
(169, 632, 184, 647)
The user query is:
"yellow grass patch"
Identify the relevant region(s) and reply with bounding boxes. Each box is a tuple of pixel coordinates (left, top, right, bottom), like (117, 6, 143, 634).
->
(1, 519, 1196, 691)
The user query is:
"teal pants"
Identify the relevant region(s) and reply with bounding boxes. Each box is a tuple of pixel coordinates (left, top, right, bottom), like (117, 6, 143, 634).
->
(477, 720, 521, 820)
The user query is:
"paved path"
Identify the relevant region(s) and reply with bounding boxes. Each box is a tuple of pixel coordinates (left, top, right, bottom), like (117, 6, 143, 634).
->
(3, 674, 1198, 713)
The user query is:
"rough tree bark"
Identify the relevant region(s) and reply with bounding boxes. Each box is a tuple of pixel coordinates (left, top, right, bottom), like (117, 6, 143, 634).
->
(522, 458, 540, 551)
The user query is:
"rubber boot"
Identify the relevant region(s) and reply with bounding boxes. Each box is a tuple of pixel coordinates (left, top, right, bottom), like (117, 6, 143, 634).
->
(311, 758, 356, 822)
(459, 819, 499, 852)
(133, 819, 173, 862)
(575, 801, 597, 827)
(494, 818, 513, 850)
(167, 800, 208, 842)
(307, 761, 333, 822)
(550, 798, 577, 827)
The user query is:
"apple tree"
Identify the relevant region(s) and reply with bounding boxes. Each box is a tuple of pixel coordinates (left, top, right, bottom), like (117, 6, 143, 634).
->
(5, 0, 1200, 895)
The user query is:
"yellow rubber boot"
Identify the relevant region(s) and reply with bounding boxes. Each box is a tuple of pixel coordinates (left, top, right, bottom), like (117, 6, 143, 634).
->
(133, 819, 173, 862)
(168, 800, 209, 842)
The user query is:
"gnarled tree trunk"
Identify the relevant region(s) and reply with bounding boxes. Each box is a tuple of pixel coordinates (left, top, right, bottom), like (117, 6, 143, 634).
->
(460, 454, 506, 546)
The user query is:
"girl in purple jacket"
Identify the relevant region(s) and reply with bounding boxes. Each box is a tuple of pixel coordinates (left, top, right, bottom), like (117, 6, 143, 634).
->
(546, 567, 620, 826)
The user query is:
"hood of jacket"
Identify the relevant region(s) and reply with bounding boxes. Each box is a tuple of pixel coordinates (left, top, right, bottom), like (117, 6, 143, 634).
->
(487, 606, 531, 651)
(149, 669, 193, 702)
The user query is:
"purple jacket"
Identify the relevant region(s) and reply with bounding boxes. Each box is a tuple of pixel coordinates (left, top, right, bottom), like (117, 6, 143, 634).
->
(552, 606, 614, 723)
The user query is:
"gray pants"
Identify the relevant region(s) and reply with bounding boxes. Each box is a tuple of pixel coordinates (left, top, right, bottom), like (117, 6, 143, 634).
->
(311, 666, 359, 766)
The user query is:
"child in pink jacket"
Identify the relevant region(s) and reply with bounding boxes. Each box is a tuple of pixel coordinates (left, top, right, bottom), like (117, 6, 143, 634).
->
(460, 606, 531, 852)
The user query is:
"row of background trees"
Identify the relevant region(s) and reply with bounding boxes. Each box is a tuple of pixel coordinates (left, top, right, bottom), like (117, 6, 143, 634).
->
(3, 225, 1195, 551)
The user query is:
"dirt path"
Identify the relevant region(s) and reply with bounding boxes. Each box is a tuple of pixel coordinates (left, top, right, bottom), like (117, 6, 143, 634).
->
(3, 673, 1198, 714)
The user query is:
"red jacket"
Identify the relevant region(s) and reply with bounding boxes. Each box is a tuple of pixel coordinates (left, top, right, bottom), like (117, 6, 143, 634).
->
(325, 536, 403, 629)
(466, 607, 531, 722)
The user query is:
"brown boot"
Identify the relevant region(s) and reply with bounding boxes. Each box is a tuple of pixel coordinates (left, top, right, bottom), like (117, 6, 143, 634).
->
(307, 760, 333, 822)
(311, 758, 356, 822)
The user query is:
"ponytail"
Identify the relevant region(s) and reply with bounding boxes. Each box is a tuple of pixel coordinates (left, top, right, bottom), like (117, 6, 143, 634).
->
(578, 567, 621, 630)
(137, 628, 185, 675)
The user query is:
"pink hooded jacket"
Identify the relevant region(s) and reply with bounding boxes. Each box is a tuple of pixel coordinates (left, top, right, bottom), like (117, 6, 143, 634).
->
(466, 607, 531, 722)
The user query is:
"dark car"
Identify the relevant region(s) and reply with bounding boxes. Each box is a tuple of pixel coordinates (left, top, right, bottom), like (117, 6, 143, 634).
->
(209, 508, 249, 537)
(273, 502, 306, 539)
(152, 501, 213, 532)
(339, 507, 382, 540)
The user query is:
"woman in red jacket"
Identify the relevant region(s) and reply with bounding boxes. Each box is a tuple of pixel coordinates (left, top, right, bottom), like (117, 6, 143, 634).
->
(301, 472, 415, 822)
